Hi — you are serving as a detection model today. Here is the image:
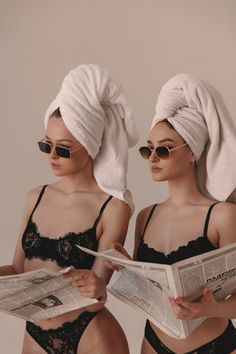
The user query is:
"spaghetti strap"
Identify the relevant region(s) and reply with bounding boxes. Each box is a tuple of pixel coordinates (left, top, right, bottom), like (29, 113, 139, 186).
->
(93, 195, 113, 228)
(203, 202, 220, 236)
(143, 204, 158, 236)
(29, 185, 48, 220)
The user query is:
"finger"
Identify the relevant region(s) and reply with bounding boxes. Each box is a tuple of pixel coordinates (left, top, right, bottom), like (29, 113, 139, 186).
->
(104, 260, 120, 271)
(175, 303, 197, 320)
(74, 281, 100, 292)
(175, 297, 196, 310)
(75, 284, 95, 293)
(110, 243, 131, 259)
(65, 269, 82, 278)
(168, 296, 176, 305)
(202, 287, 211, 297)
(71, 278, 90, 287)
(71, 273, 99, 287)
(78, 290, 98, 299)
(168, 297, 188, 307)
(118, 247, 131, 259)
(175, 309, 192, 319)
(77, 286, 105, 299)
(69, 269, 95, 280)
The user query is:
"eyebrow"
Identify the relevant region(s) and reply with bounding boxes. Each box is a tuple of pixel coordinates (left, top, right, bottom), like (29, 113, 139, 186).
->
(45, 135, 73, 143)
(147, 138, 175, 144)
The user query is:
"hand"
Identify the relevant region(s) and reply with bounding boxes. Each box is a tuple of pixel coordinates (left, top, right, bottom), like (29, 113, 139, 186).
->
(66, 269, 107, 302)
(111, 242, 132, 259)
(105, 242, 131, 271)
(168, 287, 217, 320)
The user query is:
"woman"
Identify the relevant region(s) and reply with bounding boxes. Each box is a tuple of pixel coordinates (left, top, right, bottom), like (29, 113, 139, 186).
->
(114, 74, 236, 353)
(0, 64, 138, 354)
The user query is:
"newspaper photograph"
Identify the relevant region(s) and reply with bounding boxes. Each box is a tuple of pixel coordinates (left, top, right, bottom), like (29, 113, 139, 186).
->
(78, 243, 236, 338)
(0, 267, 97, 322)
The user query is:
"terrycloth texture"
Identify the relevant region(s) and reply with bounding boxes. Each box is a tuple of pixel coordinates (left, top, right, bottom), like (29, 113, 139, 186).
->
(44, 64, 139, 211)
(151, 73, 236, 203)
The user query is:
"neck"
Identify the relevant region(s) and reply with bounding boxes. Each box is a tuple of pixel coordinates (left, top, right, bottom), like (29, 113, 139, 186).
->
(57, 160, 99, 194)
(167, 170, 204, 205)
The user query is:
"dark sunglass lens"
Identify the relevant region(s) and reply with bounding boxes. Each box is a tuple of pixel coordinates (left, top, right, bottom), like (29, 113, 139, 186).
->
(56, 147, 70, 158)
(38, 141, 51, 154)
(139, 147, 151, 159)
(156, 146, 169, 158)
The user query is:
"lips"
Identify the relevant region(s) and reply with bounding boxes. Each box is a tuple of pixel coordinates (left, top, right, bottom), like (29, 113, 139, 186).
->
(51, 163, 60, 170)
(151, 166, 161, 173)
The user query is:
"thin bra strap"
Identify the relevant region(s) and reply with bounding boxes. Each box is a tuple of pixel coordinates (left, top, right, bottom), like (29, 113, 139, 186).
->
(143, 204, 158, 236)
(29, 185, 48, 220)
(93, 195, 113, 228)
(203, 202, 220, 236)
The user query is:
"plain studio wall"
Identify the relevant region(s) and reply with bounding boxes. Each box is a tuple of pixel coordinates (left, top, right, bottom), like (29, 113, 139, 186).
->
(0, 1, 236, 353)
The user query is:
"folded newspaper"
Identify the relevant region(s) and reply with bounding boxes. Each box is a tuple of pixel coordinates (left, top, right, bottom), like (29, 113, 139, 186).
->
(77, 243, 236, 339)
(0, 267, 97, 322)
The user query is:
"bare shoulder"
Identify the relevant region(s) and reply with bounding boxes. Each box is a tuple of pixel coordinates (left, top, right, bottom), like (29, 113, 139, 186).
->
(102, 196, 131, 221)
(27, 185, 44, 197)
(97, 197, 131, 246)
(24, 185, 45, 213)
(137, 206, 152, 220)
(132, 205, 154, 259)
(136, 205, 155, 230)
(214, 201, 236, 223)
(213, 202, 236, 246)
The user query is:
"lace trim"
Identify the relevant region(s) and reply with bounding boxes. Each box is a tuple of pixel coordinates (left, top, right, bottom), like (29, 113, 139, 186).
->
(138, 236, 217, 265)
(22, 219, 98, 269)
(26, 311, 98, 354)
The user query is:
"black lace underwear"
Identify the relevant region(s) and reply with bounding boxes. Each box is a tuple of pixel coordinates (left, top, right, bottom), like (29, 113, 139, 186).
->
(145, 319, 236, 354)
(26, 311, 98, 354)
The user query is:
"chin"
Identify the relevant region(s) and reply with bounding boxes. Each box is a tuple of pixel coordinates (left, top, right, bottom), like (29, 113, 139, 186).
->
(51, 169, 65, 177)
(151, 172, 166, 182)
(152, 176, 166, 182)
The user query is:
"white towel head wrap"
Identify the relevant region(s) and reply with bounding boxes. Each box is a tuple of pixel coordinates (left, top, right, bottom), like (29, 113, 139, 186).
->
(151, 73, 236, 203)
(44, 64, 139, 212)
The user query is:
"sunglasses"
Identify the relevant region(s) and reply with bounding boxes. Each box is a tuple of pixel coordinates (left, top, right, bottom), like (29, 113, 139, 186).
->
(139, 143, 187, 160)
(38, 140, 83, 159)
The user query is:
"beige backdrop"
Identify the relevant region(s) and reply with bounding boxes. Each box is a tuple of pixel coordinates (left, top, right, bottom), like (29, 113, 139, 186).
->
(1, 1, 236, 353)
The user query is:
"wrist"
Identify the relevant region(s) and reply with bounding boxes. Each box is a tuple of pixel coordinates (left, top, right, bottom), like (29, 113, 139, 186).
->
(206, 299, 224, 318)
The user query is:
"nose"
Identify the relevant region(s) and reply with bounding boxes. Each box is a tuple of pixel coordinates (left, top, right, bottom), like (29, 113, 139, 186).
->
(149, 148, 159, 162)
(50, 146, 59, 159)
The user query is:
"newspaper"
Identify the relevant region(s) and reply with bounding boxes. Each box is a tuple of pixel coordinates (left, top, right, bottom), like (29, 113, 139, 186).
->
(77, 243, 236, 338)
(0, 267, 97, 322)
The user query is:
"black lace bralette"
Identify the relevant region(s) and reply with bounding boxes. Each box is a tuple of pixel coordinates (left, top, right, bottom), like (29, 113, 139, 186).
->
(137, 235, 217, 265)
(22, 219, 99, 269)
(22, 185, 112, 269)
(136, 202, 219, 265)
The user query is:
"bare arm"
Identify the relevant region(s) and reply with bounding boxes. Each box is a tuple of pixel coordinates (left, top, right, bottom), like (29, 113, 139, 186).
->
(170, 202, 236, 320)
(69, 198, 131, 301)
(133, 207, 151, 260)
(0, 187, 43, 276)
(104, 206, 151, 268)
(0, 266, 16, 276)
(210, 202, 236, 318)
(92, 198, 131, 284)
